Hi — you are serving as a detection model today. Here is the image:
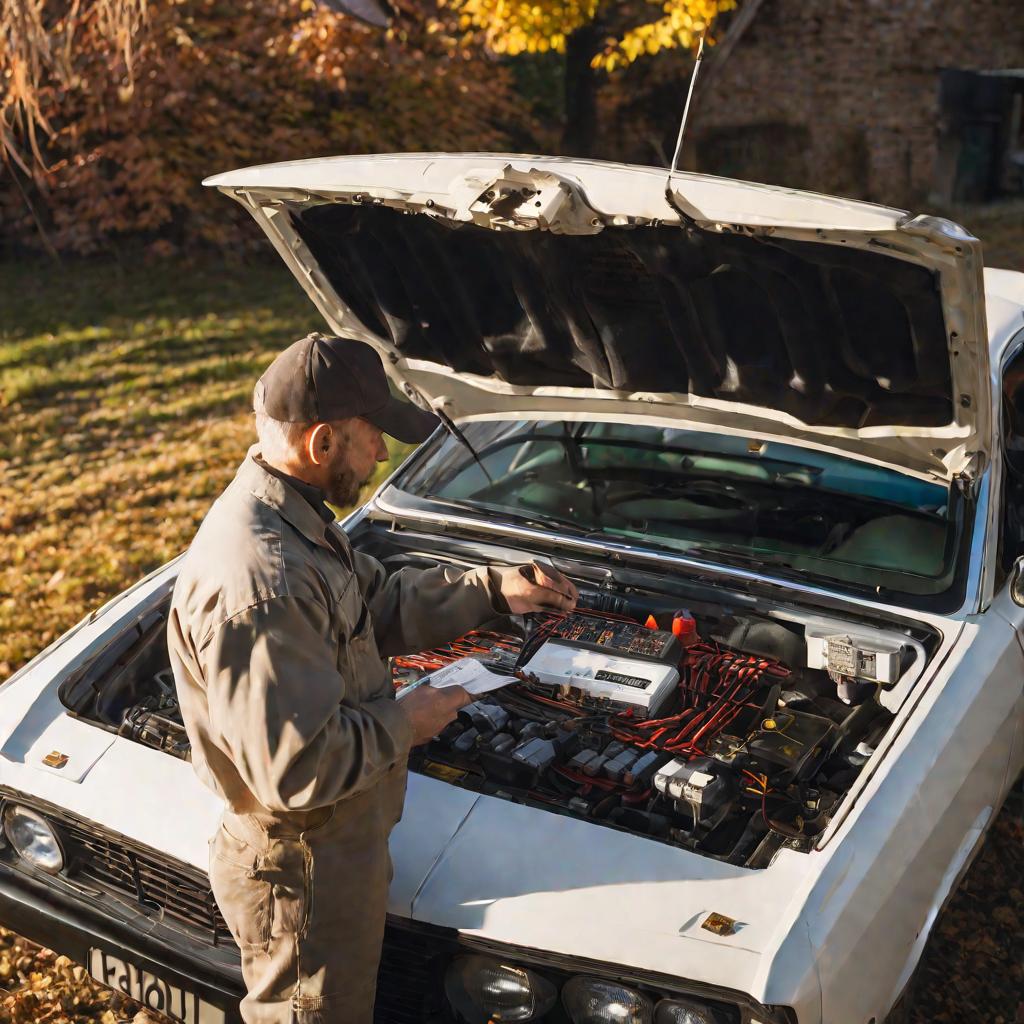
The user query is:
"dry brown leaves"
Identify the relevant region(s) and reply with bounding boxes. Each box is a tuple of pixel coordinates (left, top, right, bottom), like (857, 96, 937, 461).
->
(910, 790, 1024, 1024)
(0, 926, 144, 1024)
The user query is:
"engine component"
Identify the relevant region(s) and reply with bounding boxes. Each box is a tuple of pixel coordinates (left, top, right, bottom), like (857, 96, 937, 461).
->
(576, 589, 629, 616)
(453, 727, 480, 753)
(671, 609, 700, 647)
(118, 700, 190, 760)
(624, 751, 666, 786)
(654, 757, 738, 834)
(521, 641, 680, 719)
(548, 612, 683, 663)
(608, 645, 790, 755)
(806, 629, 906, 684)
(399, 605, 894, 867)
(438, 720, 465, 745)
(745, 710, 835, 779)
(460, 701, 510, 735)
(569, 749, 602, 773)
(512, 737, 557, 770)
(607, 805, 672, 836)
(603, 748, 640, 783)
(489, 733, 517, 754)
(516, 721, 546, 741)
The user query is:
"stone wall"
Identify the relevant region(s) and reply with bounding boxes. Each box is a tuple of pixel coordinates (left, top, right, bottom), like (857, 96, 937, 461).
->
(691, 0, 1024, 205)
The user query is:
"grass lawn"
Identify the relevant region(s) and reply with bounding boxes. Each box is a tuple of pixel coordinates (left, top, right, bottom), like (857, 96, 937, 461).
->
(0, 256, 414, 1021)
(0, 258, 409, 680)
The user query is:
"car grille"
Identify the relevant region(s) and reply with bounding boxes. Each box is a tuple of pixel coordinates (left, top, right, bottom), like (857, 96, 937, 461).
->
(8, 801, 233, 948)
(4, 797, 459, 1022)
(375, 921, 453, 1024)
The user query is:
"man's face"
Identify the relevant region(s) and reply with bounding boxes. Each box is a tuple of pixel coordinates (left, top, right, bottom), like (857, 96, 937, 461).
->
(320, 417, 389, 507)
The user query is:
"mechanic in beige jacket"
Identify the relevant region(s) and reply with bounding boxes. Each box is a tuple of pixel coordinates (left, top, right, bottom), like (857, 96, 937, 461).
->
(167, 333, 577, 1024)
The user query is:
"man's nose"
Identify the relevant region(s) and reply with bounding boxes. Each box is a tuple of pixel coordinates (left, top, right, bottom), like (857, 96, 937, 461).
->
(376, 435, 389, 462)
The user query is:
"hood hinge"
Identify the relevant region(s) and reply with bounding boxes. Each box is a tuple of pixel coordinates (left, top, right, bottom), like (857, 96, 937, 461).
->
(954, 451, 986, 497)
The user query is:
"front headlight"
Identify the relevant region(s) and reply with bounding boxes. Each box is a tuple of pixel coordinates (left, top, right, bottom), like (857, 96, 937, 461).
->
(2, 805, 64, 873)
(654, 998, 723, 1024)
(563, 976, 654, 1024)
(445, 954, 557, 1022)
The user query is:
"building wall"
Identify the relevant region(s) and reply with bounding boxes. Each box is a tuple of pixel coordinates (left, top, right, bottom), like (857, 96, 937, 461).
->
(692, 0, 1024, 205)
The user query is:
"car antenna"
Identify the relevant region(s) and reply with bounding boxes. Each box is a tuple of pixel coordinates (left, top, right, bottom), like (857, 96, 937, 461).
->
(434, 406, 495, 485)
(665, 31, 706, 205)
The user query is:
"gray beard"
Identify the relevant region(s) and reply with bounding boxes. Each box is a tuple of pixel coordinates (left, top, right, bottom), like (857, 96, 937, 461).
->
(326, 465, 371, 508)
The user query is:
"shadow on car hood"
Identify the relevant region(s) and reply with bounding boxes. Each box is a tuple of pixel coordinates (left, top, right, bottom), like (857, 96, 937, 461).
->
(205, 153, 989, 482)
(388, 773, 812, 997)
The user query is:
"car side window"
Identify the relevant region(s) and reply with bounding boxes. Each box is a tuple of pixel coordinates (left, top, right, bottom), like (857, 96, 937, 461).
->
(998, 344, 1024, 577)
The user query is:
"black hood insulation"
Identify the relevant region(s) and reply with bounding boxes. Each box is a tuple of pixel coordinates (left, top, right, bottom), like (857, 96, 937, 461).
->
(292, 202, 952, 429)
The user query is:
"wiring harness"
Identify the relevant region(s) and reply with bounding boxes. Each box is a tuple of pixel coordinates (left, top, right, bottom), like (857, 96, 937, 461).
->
(609, 644, 790, 755)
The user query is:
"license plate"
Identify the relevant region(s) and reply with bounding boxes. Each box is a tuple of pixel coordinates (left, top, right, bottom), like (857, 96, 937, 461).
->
(88, 948, 226, 1024)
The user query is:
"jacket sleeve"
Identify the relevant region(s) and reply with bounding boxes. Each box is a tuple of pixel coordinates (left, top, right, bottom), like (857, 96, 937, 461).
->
(200, 593, 413, 814)
(353, 550, 506, 658)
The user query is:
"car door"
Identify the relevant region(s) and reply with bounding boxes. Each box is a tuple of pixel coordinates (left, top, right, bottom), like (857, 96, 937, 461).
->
(989, 338, 1024, 789)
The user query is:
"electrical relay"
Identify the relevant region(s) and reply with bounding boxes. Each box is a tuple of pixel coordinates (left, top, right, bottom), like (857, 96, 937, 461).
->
(548, 612, 683, 663)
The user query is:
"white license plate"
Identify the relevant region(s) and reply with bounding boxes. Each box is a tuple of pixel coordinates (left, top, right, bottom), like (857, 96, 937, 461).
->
(88, 947, 226, 1024)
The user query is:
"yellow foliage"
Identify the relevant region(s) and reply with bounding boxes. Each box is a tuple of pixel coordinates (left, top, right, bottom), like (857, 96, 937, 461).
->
(594, 0, 735, 70)
(444, 0, 599, 55)
(441, 0, 735, 67)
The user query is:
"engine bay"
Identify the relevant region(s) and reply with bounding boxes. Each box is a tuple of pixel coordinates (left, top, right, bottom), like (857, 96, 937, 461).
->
(61, 536, 926, 868)
(393, 593, 906, 867)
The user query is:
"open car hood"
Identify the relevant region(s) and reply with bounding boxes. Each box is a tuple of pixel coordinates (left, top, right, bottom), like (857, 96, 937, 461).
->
(206, 153, 990, 482)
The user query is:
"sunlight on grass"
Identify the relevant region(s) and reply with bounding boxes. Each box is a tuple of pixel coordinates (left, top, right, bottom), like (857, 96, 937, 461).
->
(0, 259, 408, 678)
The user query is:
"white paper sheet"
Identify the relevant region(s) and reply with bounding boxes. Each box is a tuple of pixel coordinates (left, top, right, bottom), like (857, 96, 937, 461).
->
(425, 658, 515, 696)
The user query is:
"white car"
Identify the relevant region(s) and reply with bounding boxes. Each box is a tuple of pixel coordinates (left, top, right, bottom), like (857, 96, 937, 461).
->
(1, 153, 1022, 1024)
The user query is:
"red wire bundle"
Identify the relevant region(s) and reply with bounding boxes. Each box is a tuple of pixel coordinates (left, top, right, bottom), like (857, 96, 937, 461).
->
(394, 610, 638, 677)
(392, 628, 524, 675)
(610, 644, 789, 757)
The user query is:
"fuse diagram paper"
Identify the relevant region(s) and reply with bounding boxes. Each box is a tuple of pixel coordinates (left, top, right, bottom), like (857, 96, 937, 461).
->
(426, 658, 514, 695)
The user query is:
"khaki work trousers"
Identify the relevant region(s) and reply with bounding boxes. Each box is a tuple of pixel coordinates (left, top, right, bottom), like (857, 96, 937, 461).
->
(209, 766, 407, 1024)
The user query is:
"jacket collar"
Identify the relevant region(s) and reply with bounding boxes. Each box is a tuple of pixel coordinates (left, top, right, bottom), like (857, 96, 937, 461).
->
(236, 445, 338, 553)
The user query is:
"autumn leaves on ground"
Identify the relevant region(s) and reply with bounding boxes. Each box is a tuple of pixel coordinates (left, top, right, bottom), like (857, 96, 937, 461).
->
(1, 247, 1023, 1022)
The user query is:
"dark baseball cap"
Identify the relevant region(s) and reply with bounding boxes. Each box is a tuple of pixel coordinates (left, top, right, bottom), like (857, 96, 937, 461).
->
(253, 332, 438, 444)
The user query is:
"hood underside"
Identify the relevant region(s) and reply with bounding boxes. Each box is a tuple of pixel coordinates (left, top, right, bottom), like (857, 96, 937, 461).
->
(206, 154, 990, 481)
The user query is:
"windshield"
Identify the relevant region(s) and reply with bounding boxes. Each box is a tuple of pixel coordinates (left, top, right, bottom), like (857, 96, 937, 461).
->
(395, 421, 967, 601)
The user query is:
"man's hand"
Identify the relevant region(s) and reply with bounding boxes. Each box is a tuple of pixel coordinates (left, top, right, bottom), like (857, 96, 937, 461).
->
(401, 684, 472, 746)
(494, 561, 578, 615)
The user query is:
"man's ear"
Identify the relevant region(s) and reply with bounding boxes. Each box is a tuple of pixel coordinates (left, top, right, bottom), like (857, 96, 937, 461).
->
(307, 422, 332, 466)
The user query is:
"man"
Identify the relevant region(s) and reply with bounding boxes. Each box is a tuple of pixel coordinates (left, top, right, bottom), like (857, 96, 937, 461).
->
(167, 332, 577, 1023)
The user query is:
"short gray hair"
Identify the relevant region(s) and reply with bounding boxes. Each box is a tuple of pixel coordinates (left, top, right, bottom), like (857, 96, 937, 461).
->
(253, 382, 313, 463)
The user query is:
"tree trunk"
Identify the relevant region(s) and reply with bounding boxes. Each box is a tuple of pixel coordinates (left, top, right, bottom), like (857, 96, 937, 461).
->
(562, 23, 602, 157)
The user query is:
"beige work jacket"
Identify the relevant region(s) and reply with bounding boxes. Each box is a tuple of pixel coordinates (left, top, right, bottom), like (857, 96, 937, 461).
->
(167, 447, 501, 824)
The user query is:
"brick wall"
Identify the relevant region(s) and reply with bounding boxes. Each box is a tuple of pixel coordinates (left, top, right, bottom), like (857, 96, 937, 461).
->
(691, 0, 1024, 206)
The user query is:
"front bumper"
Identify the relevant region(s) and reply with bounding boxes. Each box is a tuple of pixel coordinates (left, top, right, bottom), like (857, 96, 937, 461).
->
(0, 856, 467, 1024)
(0, 860, 243, 1022)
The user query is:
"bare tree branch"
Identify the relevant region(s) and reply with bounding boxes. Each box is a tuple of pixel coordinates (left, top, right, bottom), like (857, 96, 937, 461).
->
(1, 0, 148, 174)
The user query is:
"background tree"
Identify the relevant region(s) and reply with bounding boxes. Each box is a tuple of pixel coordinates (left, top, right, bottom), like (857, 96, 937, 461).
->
(0, 0, 532, 257)
(0, 0, 735, 257)
(441, 0, 736, 154)
(1, 0, 150, 254)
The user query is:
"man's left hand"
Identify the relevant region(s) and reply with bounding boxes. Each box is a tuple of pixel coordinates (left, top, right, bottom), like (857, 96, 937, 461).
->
(494, 562, 578, 614)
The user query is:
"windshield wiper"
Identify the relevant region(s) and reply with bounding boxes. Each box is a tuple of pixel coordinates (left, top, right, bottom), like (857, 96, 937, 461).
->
(685, 544, 880, 596)
(426, 496, 603, 538)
